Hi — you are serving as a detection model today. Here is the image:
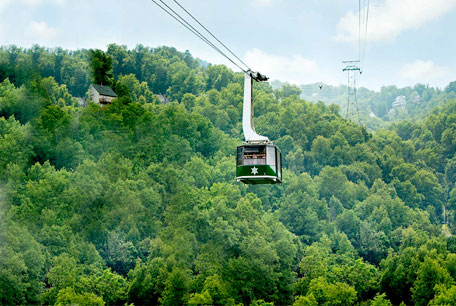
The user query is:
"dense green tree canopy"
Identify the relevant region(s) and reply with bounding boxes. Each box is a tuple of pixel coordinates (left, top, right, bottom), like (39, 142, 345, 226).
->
(0, 44, 456, 305)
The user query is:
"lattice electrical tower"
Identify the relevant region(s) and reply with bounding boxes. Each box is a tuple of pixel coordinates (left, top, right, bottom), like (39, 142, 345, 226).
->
(342, 60, 361, 125)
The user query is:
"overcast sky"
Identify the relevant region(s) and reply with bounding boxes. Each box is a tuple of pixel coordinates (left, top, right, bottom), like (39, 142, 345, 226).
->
(0, 0, 455, 90)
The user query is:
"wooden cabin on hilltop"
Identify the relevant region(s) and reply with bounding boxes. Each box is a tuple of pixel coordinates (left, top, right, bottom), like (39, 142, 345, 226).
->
(89, 84, 118, 106)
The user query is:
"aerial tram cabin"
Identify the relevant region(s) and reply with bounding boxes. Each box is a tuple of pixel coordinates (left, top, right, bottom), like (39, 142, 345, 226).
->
(235, 70, 282, 185)
(149, 0, 284, 185)
(236, 144, 282, 184)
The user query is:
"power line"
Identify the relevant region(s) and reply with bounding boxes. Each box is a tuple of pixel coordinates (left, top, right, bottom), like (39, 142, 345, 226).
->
(343, 0, 368, 126)
(150, 0, 214, 51)
(362, 0, 370, 61)
(359, 0, 361, 61)
(150, 0, 248, 73)
(358, 0, 370, 63)
(157, 0, 221, 54)
(172, 0, 250, 71)
(157, 0, 247, 72)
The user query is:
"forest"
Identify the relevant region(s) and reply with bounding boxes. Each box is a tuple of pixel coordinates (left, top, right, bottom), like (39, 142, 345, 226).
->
(272, 80, 456, 132)
(1, 44, 456, 305)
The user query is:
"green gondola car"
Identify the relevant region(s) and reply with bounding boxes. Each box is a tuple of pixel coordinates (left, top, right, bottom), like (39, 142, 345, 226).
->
(236, 144, 282, 184)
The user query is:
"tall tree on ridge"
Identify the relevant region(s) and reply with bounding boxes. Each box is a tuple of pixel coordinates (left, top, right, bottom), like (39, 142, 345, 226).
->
(89, 49, 113, 86)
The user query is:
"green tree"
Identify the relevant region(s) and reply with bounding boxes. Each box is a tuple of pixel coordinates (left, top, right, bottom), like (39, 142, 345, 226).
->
(370, 293, 393, 306)
(429, 285, 456, 305)
(159, 269, 190, 306)
(44, 253, 79, 304)
(275, 84, 302, 99)
(55, 287, 104, 306)
(82, 268, 128, 306)
(306, 277, 357, 306)
(205, 64, 234, 91)
(188, 290, 213, 306)
(89, 49, 113, 86)
(411, 257, 452, 306)
(0, 222, 45, 305)
(293, 294, 318, 306)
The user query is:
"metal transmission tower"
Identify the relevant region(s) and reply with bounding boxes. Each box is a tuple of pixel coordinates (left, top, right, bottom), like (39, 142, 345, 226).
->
(342, 60, 361, 124)
(340, 0, 370, 126)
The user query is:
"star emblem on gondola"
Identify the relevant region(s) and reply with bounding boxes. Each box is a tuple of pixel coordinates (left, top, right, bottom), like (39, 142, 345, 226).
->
(251, 166, 259, 175)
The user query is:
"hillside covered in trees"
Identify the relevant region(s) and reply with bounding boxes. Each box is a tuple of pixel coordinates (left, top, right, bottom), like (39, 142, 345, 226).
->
(1, 45, 456, 306)
(270, 80, 456, 132)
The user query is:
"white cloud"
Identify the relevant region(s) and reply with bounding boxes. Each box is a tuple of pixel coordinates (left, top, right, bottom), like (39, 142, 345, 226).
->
(0, 0, 63, 10)
(336, 0, 456, 42)
(251, 0, 276, 8)
(22, 0, 64, 4)
(399, 60, 450, 81)
(28, 21, 59, 41)
(244, 48, 323, 85)
(0, 0, 12, 11)
(0, 0, 64, 15)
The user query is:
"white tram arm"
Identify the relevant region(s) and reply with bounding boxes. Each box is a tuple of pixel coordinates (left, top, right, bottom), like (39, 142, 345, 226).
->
(243, 71, 270, 143)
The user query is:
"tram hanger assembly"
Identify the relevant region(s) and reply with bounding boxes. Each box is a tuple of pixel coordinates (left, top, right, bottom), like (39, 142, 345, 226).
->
(236, 70, 282, 185)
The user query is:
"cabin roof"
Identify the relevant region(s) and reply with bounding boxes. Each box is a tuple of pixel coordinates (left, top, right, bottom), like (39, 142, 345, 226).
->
(91, 84, 118, 97)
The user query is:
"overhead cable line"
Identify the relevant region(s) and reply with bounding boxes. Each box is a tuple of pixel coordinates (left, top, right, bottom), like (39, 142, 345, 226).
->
(172, 0, 251, 71)
(362, 0, 370, 61)
(150, 0, 249, 73)
(343, 0, 370, 126)
(150, 0, 214, 50)
(354, 0, 363, 126)
(359, 0, 361, 61)
(152, 0, 246, 72)
(358, 0, 370, 64)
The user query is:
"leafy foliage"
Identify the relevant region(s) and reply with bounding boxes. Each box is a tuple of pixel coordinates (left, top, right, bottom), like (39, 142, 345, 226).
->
(0, 44, 456, 305)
